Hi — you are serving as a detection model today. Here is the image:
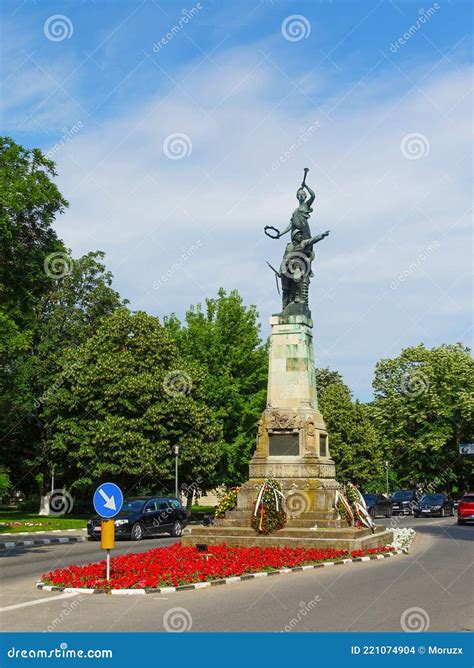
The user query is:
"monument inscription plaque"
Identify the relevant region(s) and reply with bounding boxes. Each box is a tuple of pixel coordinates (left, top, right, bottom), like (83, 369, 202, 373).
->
(268, 433, 299, 456)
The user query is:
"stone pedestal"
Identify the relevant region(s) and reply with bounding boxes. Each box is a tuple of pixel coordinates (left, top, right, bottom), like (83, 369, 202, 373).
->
(236, 312, 339, 519)
(182, 312, 393, 550)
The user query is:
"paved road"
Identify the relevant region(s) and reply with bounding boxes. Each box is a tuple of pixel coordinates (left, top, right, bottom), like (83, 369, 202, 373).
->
(0, 517, 472, 632)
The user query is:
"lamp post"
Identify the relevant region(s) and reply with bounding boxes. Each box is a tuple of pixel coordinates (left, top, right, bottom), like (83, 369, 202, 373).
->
(172, 445, 180, 499)
(385, 460, 389, 496)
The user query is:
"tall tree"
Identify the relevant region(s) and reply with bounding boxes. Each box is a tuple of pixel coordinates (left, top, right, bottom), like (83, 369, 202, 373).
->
(372, 343, 474, 492)
(0, 251, 125, 500)
(165, 288, 268, 485)
(317, 375, 384, 489)
(0, 137, 68, 327)
(0, 137, 69, 498)
(43, 309, 225, 498)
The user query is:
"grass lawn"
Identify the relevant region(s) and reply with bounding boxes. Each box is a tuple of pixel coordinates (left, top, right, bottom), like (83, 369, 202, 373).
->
(0, 510, 88, 534)
(191, 505, 215, 514)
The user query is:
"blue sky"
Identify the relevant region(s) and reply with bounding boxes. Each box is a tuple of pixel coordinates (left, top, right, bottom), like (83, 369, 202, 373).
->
(1, 0, 472, 400)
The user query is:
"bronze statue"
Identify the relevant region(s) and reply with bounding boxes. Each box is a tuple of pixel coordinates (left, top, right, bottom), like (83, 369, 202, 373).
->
(265, 168, 329, 315)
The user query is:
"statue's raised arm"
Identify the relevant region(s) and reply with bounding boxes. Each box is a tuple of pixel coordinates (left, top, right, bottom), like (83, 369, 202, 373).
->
(264, 168, 330, 317)
(299, 167, 315, 209)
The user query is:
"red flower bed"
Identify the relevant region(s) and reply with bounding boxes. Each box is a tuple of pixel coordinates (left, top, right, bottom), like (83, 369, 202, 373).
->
(41, 543, 394, 590)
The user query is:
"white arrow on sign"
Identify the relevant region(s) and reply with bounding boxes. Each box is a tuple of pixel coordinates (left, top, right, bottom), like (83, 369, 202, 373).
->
(98, 488, 116, 511)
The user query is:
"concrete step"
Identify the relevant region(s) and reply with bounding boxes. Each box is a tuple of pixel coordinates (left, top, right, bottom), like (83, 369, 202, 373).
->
(189, 525, 374, 540)
(226, 509, 338, 521)
(182, 527, 393, 551)
(218, 517, 341, 529)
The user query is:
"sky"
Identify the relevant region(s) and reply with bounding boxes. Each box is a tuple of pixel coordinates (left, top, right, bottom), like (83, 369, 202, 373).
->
(1, 0, 472, 400)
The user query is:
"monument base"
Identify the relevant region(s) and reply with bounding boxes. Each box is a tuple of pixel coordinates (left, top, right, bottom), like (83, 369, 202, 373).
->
(182, 312, 393, 551)
(181, 523, 393, 551)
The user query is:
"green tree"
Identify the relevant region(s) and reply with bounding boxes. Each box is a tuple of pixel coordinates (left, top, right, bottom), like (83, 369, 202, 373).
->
(0, 137, 68, 327)
(165, 289, 268, 486)
(372, 343, 474, 492)
(315, 367, 344, 396)
(43, 309, 225, 498)
(0, 251, 124, 500)
(318, 377, 384, 489)
(0, 137, 70, 501)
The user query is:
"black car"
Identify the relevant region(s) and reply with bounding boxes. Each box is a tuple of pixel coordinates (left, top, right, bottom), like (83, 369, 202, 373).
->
(390, 490, 419, 515)
(414, 493, 455, 518)
(362, 493, 393, 519)
(87, 496, 188, 541)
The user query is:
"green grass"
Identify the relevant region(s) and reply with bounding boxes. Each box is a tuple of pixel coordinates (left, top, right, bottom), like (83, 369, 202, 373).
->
(0, 510, 88, 534)
(190, 505, 215, 513)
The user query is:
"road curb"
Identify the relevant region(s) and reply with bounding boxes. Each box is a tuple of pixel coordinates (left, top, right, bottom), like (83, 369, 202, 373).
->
(0, 528, 87, 537)
(0, 536, 86, 550)
(36, 549, 405, 595)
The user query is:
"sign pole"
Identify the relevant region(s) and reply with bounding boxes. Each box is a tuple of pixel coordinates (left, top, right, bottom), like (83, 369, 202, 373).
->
(172, 445, 180, 499)
(93, 483, 123, 585)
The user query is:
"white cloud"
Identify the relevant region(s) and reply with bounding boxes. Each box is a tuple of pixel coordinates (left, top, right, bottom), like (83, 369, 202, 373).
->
(42, 46, 472, 399)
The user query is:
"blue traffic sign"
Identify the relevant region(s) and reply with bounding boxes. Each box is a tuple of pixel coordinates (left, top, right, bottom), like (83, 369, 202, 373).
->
(93, 482, 124, 518)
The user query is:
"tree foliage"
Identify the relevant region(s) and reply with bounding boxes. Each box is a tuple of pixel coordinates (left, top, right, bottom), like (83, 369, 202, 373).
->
(43, 309, 225, 495)
(165, 288, 267, 485)
(0, 137, 68, 326)
(1, 138, 471, 506)
(317, 371, 384, 489)
(372, 343, 474, 492)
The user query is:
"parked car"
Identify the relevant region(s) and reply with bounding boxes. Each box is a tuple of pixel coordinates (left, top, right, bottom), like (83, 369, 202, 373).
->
(457, 493, 474, 525)
(87, 496, 188, 541)
(414, 493, 454, 517)
(362, 493, 393, 518)
(390, 490, 419, 515)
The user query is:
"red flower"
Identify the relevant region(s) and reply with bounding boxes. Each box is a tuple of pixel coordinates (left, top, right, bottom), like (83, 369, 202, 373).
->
(40, 542, 394, 589)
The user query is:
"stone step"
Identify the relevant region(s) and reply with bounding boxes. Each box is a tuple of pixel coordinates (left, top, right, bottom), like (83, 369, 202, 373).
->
(226, 509, 338, 521)
(218, 517, 341, 529)
(286, 519, 341, 528)
(189, 525, 374, 540)
(182, 527, 393, 551)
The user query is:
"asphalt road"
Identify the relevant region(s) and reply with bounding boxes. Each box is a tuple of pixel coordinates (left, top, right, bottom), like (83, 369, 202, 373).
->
(0, 517, 472, 633)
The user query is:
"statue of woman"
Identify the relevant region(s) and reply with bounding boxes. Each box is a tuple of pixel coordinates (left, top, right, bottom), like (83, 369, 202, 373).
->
(279, 180, 315, 241)
(264, 168, 329, 315)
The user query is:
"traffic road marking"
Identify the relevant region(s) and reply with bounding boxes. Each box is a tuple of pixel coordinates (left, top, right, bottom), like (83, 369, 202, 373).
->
(0, 592, 80, 612)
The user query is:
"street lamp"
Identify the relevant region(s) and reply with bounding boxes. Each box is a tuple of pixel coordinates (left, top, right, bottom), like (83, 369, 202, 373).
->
(385, 460, 389, 496)
(172, 445, 180, 499)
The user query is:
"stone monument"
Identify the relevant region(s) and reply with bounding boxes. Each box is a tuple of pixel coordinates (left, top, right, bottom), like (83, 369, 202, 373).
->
(183, 169, 391, 550)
